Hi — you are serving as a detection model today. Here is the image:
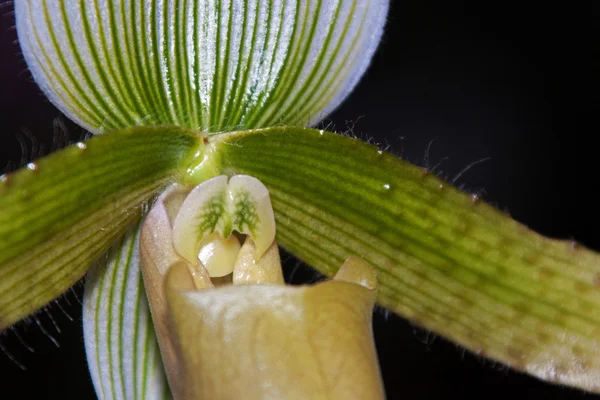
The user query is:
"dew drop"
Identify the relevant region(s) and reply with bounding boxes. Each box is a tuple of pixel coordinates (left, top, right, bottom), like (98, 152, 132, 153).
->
(27, 162, 38, 171)
(0, 174, 8, 184)
(383, 183, 391, 190)
(377, 150, 383, 155)
(319, 130, 324, 136)
(76, 142, 87, 150)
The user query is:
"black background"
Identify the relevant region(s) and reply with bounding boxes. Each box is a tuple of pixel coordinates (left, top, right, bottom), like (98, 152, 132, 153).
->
(1, 1, 599, 399)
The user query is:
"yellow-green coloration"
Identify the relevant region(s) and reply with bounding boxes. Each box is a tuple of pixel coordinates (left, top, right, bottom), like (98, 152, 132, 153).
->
(9, 0, 598, 396)
(162, 250, 384, 400)
(231, 190, 259, 237)
(2, 124, 600, 393)
(192, 188, 261, 240)
(184, 140, 223, 185)
(172, 175, 275, 267)
(0, 126, 203, 329)
(193, 188, 260, 242)
(200, 126, 600, 392)
(197, 192, 228, 236)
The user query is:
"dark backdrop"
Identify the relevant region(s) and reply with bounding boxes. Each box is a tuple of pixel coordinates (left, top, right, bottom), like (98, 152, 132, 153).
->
(1, 1, 598, 399)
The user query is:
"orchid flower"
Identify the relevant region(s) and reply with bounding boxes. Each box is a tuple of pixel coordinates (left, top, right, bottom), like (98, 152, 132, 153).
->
(1, 0, 600, 398)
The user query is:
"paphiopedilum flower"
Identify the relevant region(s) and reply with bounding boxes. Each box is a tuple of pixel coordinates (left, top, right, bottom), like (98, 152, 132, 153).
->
(2, 0, 600, 397)
(135, 178, 384, 399)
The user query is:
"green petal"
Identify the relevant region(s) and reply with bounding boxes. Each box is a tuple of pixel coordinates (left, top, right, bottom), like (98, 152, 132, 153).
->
(15, 0, 388, 134)
(84, 220, 170, 400)
(209, 127, 600, 393)
(0, 126, 202, 330)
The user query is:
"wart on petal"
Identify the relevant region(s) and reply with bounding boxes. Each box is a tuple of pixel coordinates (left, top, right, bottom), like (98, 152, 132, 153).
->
(16, 0, 389, 134)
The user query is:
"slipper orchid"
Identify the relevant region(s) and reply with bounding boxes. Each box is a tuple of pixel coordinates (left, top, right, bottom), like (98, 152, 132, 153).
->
(2, 0, 600, 397)
(134, 177, 384, 399)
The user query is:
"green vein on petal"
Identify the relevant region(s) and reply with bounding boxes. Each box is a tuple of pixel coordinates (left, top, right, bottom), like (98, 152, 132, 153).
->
(204, 127, 600, 393)
(0, 126, 203, 330)
(84, 219, 170, 400)
(16, 0, 388, 134)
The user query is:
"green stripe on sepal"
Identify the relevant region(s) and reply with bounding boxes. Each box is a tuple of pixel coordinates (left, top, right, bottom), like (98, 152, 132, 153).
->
(0, 126, 202, 330)
(15, 0, 388, 134)
(84, 220, 170, 400)
(212, 127, 600, 393)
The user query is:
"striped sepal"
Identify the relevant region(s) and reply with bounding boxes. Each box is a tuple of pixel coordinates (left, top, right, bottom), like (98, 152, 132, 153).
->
(215, 127, 600, 393)
(0, 126, 201, 330)
(15, 0, 388, 134)
(83, 220, 170, 400)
